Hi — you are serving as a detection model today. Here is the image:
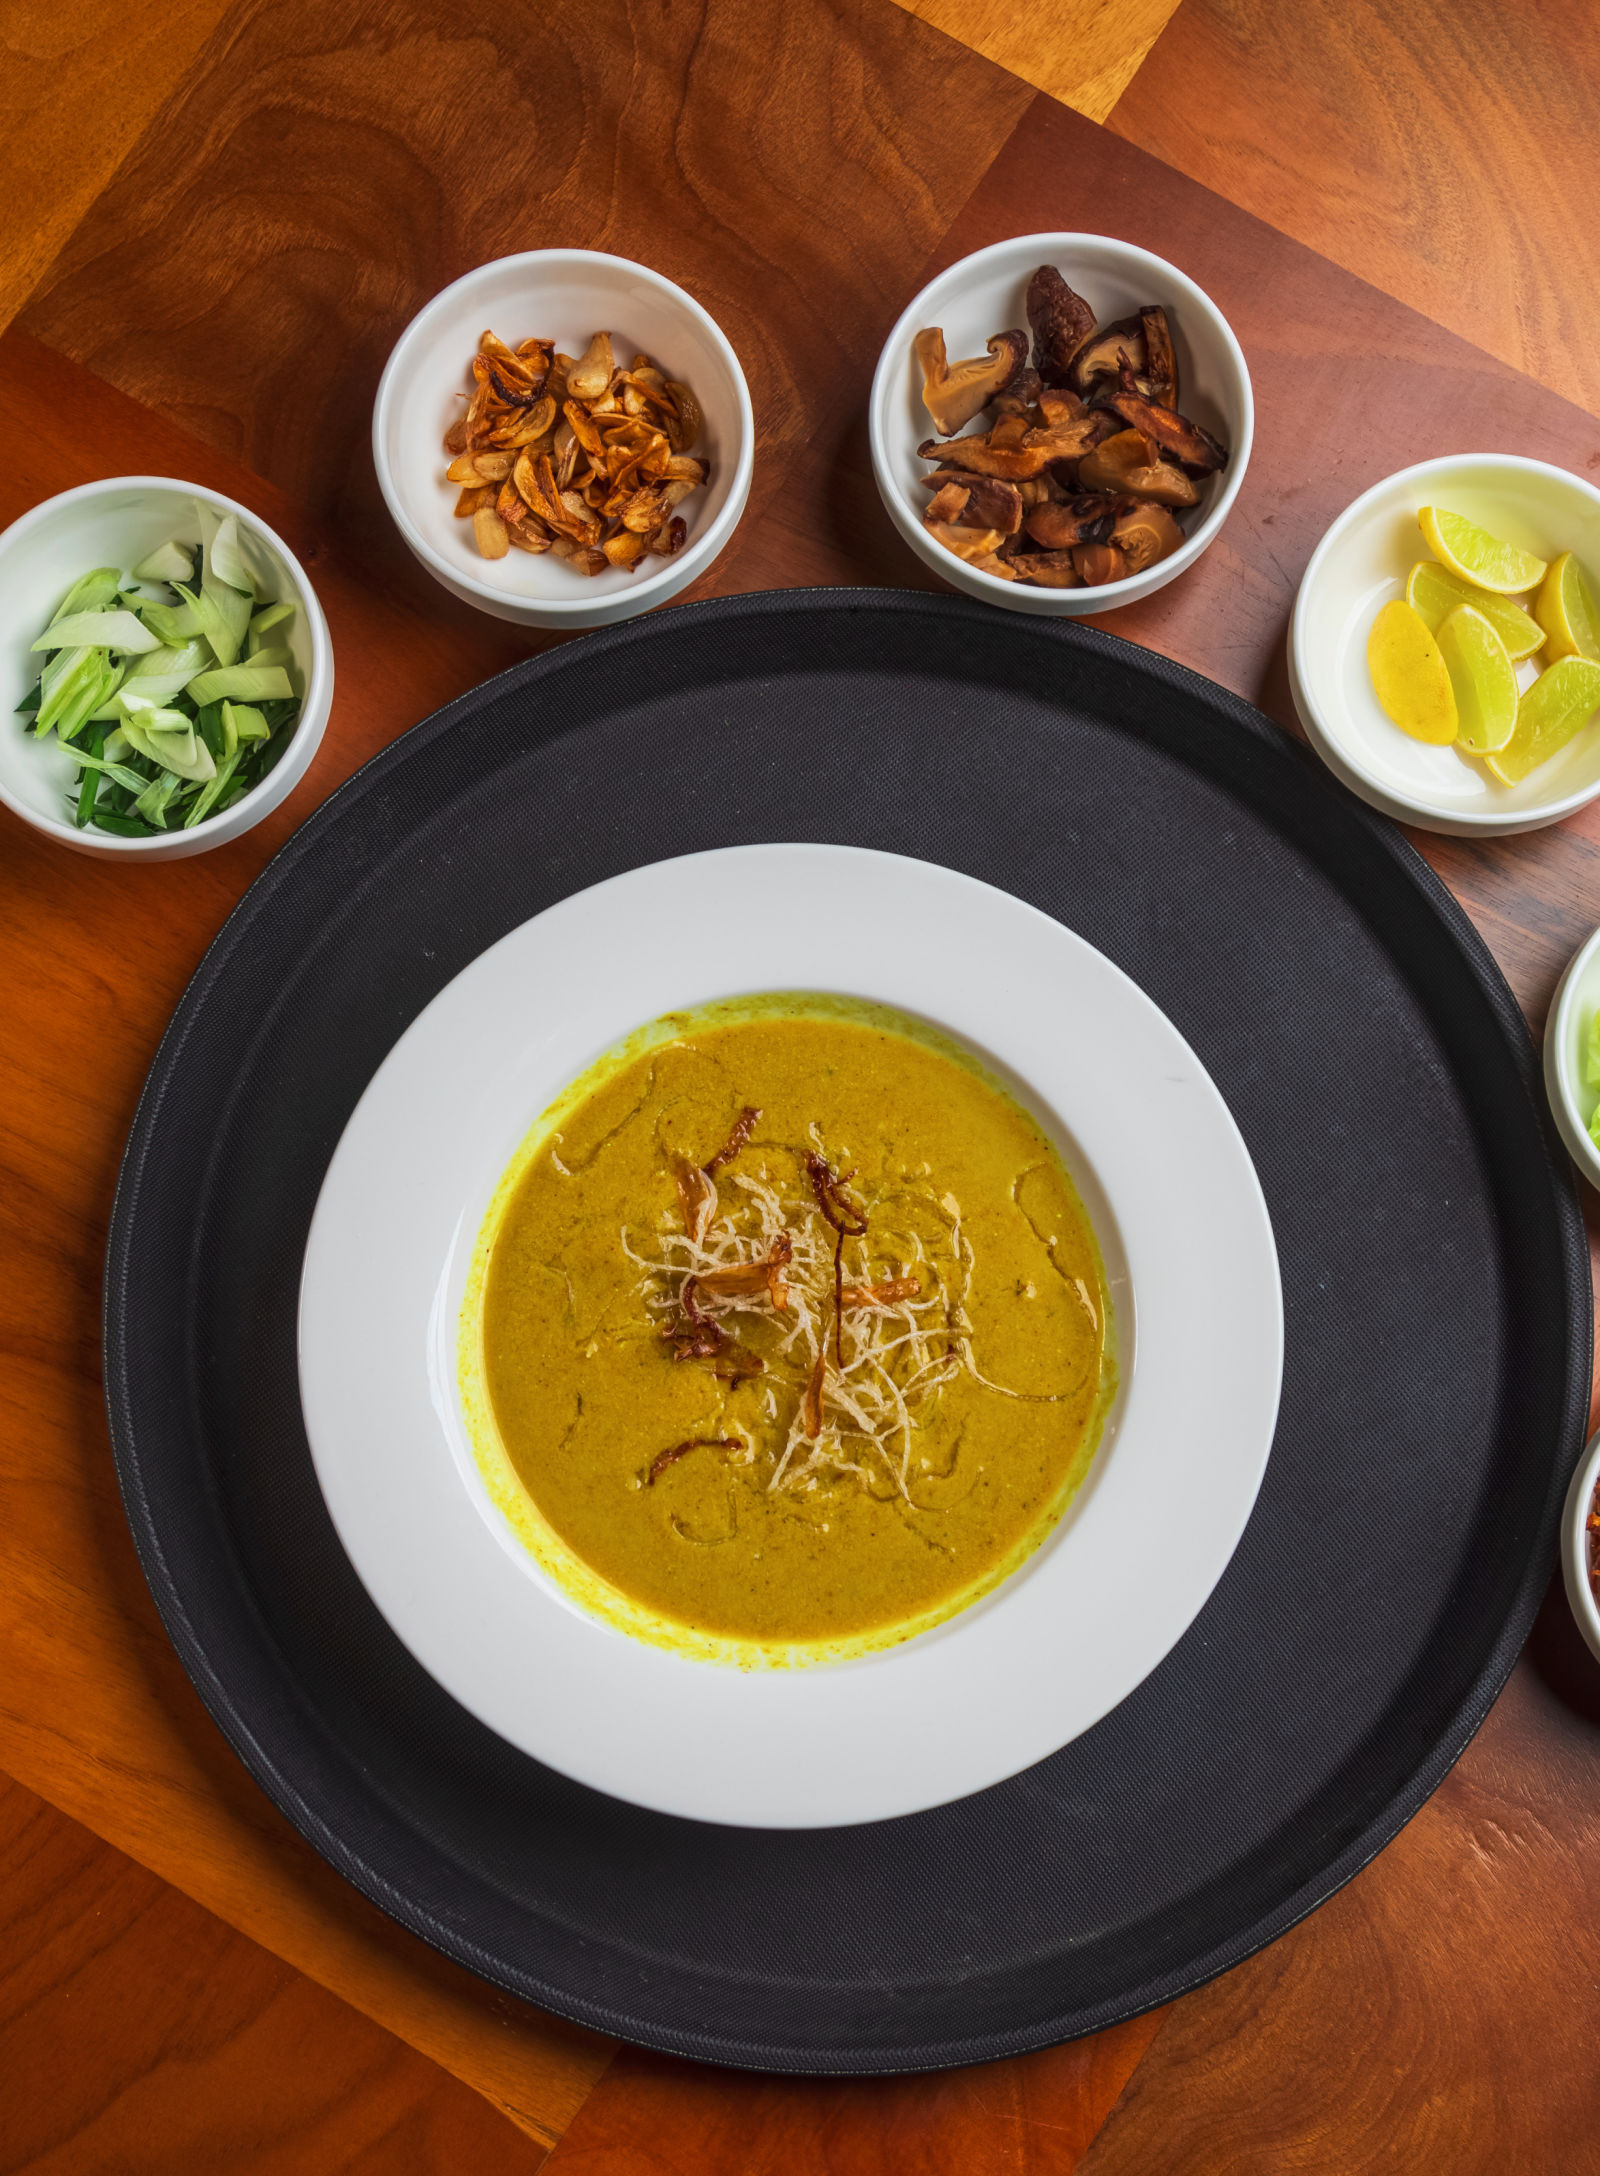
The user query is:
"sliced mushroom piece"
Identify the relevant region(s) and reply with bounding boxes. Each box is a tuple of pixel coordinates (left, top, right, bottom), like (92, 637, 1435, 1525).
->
(988, 410, 1031, 450)
(921, 470, 1023, 533)
(992, 365, 1043, 415)
(1111, 501, 1186, 574)
(1077, 429, 1201, 507)
(1026, 265, 1096, 385)
(1066, 316, 1147, 395)
(1072, 542, 1128, 586)
(970, 551, 1016, 581)
(918, 434, 1058, 482)
(1097, 366, 1226, 474)
(567, 331, 615, 402)
(1008, 551, 1082, 588)
(914, 326, 1029, 436)
(1139, 306, 1178, 407)
(1037, 385, 1086, 425)
(925, 522, 1007, 563)
(925, 480, 972, 525)
(1023, 494, 1126, 551)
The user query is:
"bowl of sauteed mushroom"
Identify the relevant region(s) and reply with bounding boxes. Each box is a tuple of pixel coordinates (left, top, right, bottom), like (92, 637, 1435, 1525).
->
(870, 234, 1252, 614)
(374, 250, 754, 630)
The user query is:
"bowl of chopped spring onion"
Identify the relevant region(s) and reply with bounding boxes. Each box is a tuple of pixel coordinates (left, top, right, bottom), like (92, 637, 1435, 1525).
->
(1543, 920, 1600, 1193)
(0, 477, 332, 858)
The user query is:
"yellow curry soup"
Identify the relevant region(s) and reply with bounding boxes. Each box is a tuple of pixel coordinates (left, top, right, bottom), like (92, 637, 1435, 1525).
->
(460, 995, 1116, 1663)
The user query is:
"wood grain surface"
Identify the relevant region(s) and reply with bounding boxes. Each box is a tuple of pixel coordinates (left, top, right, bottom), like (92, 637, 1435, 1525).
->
(3, 0, 1600, 2164)
(0, 1774, 542, 2175)
(14, 0, 1032, 567)
(1111, 0, 1600, 420)
(542, 2019, 1166, 2176)
(0, 329, 604, 2148)
(892, 0, 1183, 122)
(0, 0, 232, 333)
(1078, 1584, 1600, 2175)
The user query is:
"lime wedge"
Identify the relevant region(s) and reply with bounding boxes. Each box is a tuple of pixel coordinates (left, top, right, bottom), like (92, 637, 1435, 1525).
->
(1534, 551, 1600, 663)
(1436, 605, 1518, 753)
(1419, 506, 1547, 595)
(1366, 599, 1457, 744)
(1405, 560, 1545, 660)
(1487, 657, 1600, 784)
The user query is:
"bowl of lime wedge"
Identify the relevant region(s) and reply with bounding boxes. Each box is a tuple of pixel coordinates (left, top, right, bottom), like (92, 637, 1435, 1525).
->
(1291, 454, 1600, 837)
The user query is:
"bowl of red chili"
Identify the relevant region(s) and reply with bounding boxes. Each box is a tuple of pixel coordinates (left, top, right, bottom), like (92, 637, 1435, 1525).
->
(1561, 1427, 1600, 1665)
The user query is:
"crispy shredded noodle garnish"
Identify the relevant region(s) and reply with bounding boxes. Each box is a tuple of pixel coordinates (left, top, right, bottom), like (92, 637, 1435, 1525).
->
(624, 1124, 1066, 1506)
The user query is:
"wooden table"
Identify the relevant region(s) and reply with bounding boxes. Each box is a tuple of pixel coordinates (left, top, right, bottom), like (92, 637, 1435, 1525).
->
(3, 2, 1600, 2168)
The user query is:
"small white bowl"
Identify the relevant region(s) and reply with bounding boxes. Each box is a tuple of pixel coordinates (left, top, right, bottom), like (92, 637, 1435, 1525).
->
(1291, 454, 1600, 837)
(0, 477, 332, 861)
(1562, 1427, 1600, 1666)
(1543, 921, 1600, 1189)
(373, 250, 754, 631)
(868, 233, 1253, 617)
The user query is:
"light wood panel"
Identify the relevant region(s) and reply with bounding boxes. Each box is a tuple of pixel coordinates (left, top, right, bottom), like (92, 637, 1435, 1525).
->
(892, 0, 1183, 123)
(0, 328, 605, 2149)
(1109, 0, 1600, 419)
(0, 0, 232, 333)
(0, 1771, 545, 2175)
(1078, 1588, 1600, 2174)
(543, 2019, 1166, 2175)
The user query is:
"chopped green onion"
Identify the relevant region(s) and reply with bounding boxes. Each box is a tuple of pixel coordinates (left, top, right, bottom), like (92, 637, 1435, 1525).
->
(184, 662, 294, 707)
(138, 594, 203, 644)
(31, 610, 161, 655)
(48, 568, 121, 624)
(134, 540, 197, 585)
(184, 747, 245, 827)
(92, 638, 213, 718)
(207, 512, 253, 596)
(223, 700, 270, 747)
(38, 649, 123, 743)
(19, 528, 301, 832)
(172, 577, 249, 670)
(64, 742, 153, 798)
(120, 708, 217, 782)
(133, 770, 184, 826)
(247, 599, 294, 650)
(73, 726, 106, 827)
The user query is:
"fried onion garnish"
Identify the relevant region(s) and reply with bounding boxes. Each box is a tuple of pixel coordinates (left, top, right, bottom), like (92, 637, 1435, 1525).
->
(445, 328, 708, 575)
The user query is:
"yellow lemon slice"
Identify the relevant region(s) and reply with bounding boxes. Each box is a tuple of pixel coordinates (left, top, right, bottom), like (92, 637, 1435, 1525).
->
(1418, 506, 1547, 594)
(1488, 656, 1600, 784)
(1533, 551, 1600, 662)
(1436, 605, 1519, 753)
(1405, 560, 1545, 661)
(1366, 599, 1457, 743)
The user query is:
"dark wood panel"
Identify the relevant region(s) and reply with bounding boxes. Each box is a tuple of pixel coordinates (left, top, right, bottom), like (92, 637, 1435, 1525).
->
(0, 1770, 548, 2175)
(15, 0, 1032, 613)
(543, 2019, 1164, 2175)
(909, 95, 1600, 1031)
(1077, 1582, 1600, 2176)
(1109, 0, 1600, 421)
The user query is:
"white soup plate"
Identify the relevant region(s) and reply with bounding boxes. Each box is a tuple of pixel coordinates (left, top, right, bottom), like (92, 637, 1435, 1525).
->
(299, 846, 1283, 1827)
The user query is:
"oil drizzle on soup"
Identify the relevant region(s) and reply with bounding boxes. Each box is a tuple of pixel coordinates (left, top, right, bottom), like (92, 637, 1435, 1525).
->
(465, 997, 1116, 1660)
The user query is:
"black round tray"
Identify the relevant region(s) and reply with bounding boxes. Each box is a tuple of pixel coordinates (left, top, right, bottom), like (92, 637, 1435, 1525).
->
(105, 590, 1589, 2074)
